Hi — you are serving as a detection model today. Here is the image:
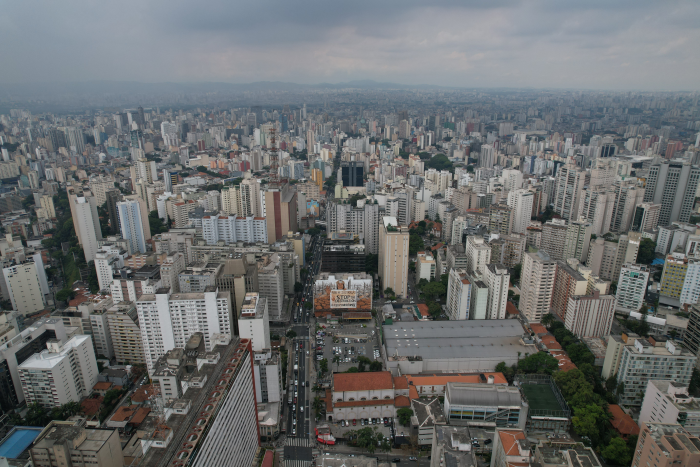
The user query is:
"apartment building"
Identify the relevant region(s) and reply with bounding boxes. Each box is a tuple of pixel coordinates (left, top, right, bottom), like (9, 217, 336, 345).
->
(614, 264, 649, 314)
(640, 380, 700, 436)
(445, 269, 471, 320)
(521, 251, 557, 322)
(379, 216, 410, 298)
(105, 302, 144, 365)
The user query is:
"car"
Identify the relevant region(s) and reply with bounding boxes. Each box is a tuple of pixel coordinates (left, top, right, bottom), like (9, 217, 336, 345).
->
(352, 419, 356, 426)
(484, 439, 492, 445)
(384, 417, 389, 425)
(409, 457, 417, 461)
(392, 459, 401, 463)
(340, 420, 345, 427)
(294, 391, 298, 397)
(306, 350, 309, 355)
(293, 419, 296, 426)
(294, 397, 297, 403)
(292, 428, 296, 435)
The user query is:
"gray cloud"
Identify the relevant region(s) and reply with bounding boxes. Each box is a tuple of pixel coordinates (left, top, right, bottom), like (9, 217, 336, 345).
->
(1, 0, 699, 90)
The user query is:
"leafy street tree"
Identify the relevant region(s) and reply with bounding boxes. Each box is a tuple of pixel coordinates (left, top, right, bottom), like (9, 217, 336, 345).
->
(601, 437, 632, 466)
(333, 355, 341, 371)
(516, 352, 558, 375)
(369, 360, 383, 371)
(397, 407, 413, 426)
(571, 404, 609, 446)
(319, 358, 328, 374)
(636, 238, 657, 265)
(409, 234, 424, 255)
(286, 330, 297, 339)
(294, 282, 304, 293)
(384, 287, 394, 296)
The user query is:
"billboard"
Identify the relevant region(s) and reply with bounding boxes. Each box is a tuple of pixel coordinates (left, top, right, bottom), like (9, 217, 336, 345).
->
(330, 290, 357, 309)
(313, 274, 372, 315)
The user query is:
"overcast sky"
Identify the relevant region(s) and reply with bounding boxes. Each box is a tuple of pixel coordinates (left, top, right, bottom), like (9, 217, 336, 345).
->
(1, 0, 699, 90)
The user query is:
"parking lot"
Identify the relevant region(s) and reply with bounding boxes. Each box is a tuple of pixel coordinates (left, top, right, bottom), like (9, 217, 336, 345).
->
(325, 417, 398, 444)
(313, 322, 383, 373)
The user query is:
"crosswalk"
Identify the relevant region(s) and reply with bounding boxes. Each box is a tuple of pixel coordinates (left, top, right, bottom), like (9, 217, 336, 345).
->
(286, 437, 312, 447)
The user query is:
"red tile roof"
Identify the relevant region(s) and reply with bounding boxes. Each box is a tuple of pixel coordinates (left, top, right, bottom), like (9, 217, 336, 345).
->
(395, 396, 411, 407)
(93, 382, 112, 391)
(406, 372, 508, 386)
(334, 371, 394, 392)
(334, 399, 396, 408)
(530, 323, 548, 334)
(609, 404, 640, 437)
(498, 430, 526, 456)
(129, 407, 151, 426)
(393, 376, 408, 390)
(81, 396, 103, 417)
(506, 302, 520, 316)
(416, 304, 429, 318)
(111, 405, 138, 422)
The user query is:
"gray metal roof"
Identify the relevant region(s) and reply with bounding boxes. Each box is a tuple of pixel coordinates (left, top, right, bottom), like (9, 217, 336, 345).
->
(446, 383, 523, 408)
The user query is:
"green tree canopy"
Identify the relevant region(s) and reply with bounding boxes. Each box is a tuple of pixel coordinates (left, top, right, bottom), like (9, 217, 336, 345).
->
(409, 234, 425, 255)
(601, 437, 631, 466)
(397, 408, 413, 426)
(637, 238, 657, 264)
(517, 352, 558, 375)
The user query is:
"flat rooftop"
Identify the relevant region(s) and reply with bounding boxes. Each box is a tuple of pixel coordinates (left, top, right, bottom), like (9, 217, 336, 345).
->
(0, 427, 42, 459)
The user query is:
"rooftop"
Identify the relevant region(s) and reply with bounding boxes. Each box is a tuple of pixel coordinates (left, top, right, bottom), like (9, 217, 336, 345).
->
(333, 371, 394, 392)
(446, 382, 523, 409)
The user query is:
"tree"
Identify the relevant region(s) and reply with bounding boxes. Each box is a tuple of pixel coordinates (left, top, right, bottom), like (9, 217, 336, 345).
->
(369, 360, 383, 371)
(333, 355, 341, 371)
(690, 368, 700, 397)
(286, 330, 297, 339)
(541, 313, 555, 328)
(351, 426, 383, 454)
(511, 263, 522, 284)
(566, 343, 595, 366)
(601, 438, 631, 465)
(424, 154, 453, 172)
(427, 301, 442, 319)
(148, 210, 168, 235)
(346, 367, 359, 373)
(56, 288, 76, 302)
(637, 238, 657, 265)
(319, 358, 328, 373)
(495, 362, 515, 384)
(571, 404, 610, 446)
(313, 396, 324, 417)
(422, 282, 446, 300)
(397, 408, 413, 426)
(294, 282, 304, 294)
(305, 302, 313, 310)
(365, 253, 378, 275)
(357, 356, 371, 372)
(409, 234, 425, 255)
(517, 352, 559, 374)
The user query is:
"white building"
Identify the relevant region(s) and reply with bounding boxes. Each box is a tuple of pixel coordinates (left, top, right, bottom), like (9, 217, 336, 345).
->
(18, 335, 98, 407)
(465, 236, 491, 276)
(520, 251, 557, 323)
(615, 264, 650, 314)
(446, 269, 472, 320)
(237, 293, 270, 352)
(416, 251, 436, 281)
(640, 380, 700, 436)
(564, 219, 592, 264)
(94, 245, 127, 292)
(201, 214, 267, 245)
(506, 189, 533, 235)
(485, 264, 510, 320)
(3, 261, 47, 315)
(73, 196, 102, 262)
(136, 287, 233, 374)
(564, 291, 616, 338)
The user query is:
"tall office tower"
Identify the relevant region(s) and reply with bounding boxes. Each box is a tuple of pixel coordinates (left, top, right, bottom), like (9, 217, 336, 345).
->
(135, 158, 157, 183)
(104, 189, 122, 234)
(445, 269, 472, 320)
(465, 236, 491, 276)
(616, 340, 696, 406)
(578, 188, 615, 236)
(379, 217, 410, 298)
(633, 422, 700, 466)
(540, 219, 567, 260)
(550, 261, 588, 321)
(341, 161, 364, 187)
(136, 287, 233, 374)
(478, 145, 494, 168)
(521, 251, 557, 322)
(485, 264, 510, 320)
(506, 189, 533, 234)
(631, 203, 661, 232)
(564, 219, 592, 263)
(398, 119, 410, 139)
(64, 126, 85, 154)
(117, 199, 148, 254)
(3, 260, 48, 315)
(160, 121, 179, 147)
(73, 195, 102, 262)
(614, 263, 650, 313)
(644, 161, 700, 227)
(609, 181, 645, 232)
(565, 291, 616, 338)
(237, 293, 270, 352)
(553, 164, 589, 222)
(263, 184, 298, 243)
(18, 335, 98, 407)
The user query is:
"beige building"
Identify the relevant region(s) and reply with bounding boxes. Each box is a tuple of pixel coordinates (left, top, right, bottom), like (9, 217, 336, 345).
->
(30, 422, 124, 467)
(521, 251, 557, 322)
(105, 302, 145, 365)
(39, 194, 56, 219)
(263, 185, 298, 243)
(3, 261, 47, 315)
(379, 216, 409, 298)
(633, 422, 700, 467)
(160, 252, 186, 293)
(541, 219, 567, 260)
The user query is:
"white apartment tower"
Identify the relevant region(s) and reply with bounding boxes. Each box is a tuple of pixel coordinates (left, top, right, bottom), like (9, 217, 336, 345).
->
(521, 251, 557, 322)
(117, 199, 148, 254)
(73, 196, 103, 262)
(445, 269, 472, 320)
(465, 236, 491, 276)
(615, 263, 650, 314)
(485, 264, 510, 320)
(506, 189, 533, 234)
(237, 293, 270, 352)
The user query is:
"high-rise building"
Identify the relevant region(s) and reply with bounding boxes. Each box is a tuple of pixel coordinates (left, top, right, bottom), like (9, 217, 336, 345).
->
(160, 121, 179, 147)
(327, 200, 380, 254)
(445, 269, 471, 320)
(30, 422, 124, 467)
(485, 264, 510, 320)
(104, 189, 122, 234)
(116, 199, 148, 254)
(553, 164, 589, 222)
(520, 251, 557, 322)
(135, 286, 233, 374)
(18, 335, 98, 407)
(263, 185, 298, 243)
(643, 161, 700, 227)
(379, 217, 410, 298)
(564, 290, 616, 338)
(610, 181, 645, 233)
(72, 195, 103, 262)
(94, 245, 126, 292)
(202, 215, 267, 245)
(617, 339, 696, 406)
(550, 261, 588, 322)
(631, 203, 661, 232)
(237, 293, 270, 352)
(341, 161, 364, 187)
(564, 219, 592, 263)
(465, 236, 491, 276)
(506, 189, 533, 234)
(540, 219, 567, 260)
(64, 126, 86, 154)
(160, 252, 186, 294)
(3, 260, 48, 315)
(640, 380, 700, 436)
(615, 264, 650, 314)
(105, 302, 144, 365)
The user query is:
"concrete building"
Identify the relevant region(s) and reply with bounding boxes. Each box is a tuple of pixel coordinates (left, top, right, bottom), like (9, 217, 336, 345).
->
(446, 269, 472, 320)
(237, 293, 269, 352)
(18, 335, 98, 407)
(491, 429, 531, 467)
(615, 264, 650, 314)
(507, 189, 533, 234)
(383, 320, 536, 374)
(640, 380, 700, 436)
(379, 216, 410, 298)
(178, 262, 222, 293)
(550, 261, 587, 322)
(563, 219, 592, 264)
(160, 252, 186, 294)
(632, 422, 700, 467)
(643, 161, 700, 226)
(444, 382, 527, 429)
(94, 245, 127, 292)
(263, 185, 298, 243)
(553, 164, 589, 222)
(469, 279, 489, 321)
(105, 302, 144, 365)
(110, 265, 162, 303)
(72, 195, 102, 262)
(430, 425, 477, 467)
(326, 199, 380, 254)
(135, 286, 233, 374)
(631, 203, 661, 232)
(616, 339, 696, 406)
(564, 291, 616, 338)
(327, 371, 406, 422)
(540, 219, 567, 260)
(3, 260, 47, 315)
(416, 251, 436, 281)
(257, 254, 285, 320)
(465, 236, 491, 276)
(601, 334, 640, 380)
(485, 264, 510, 320)
(521, 251, 557, 322)
(201, 214, 267, 245)
(30, 422, 124, 467)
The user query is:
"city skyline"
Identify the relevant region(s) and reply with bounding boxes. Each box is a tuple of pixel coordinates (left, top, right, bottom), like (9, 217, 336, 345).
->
(1, 1, 699, 91)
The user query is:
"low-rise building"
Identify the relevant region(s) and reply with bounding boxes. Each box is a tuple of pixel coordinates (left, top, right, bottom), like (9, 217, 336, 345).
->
(410, 397, 446, 446)
(327, 371, 410, 422)
(430, 425, 477, 467)
(444, 382, 527, 429)
(30, 422, 124, 467)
